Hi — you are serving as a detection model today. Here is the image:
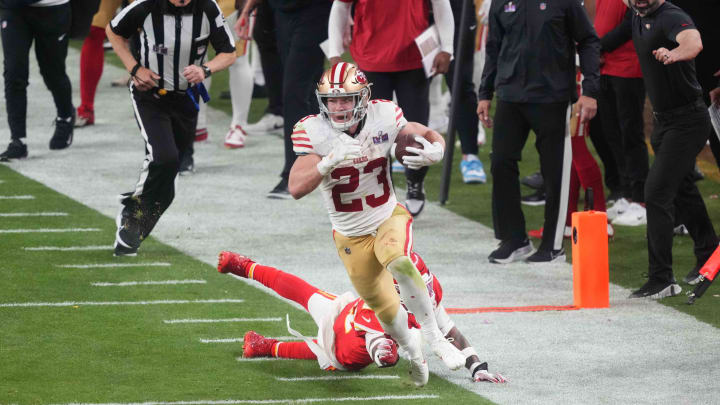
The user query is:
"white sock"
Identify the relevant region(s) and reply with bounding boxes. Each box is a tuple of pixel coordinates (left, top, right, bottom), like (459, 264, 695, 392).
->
(229, 53, 253, 127)
(251, 41, 265, 86)
(387, 256, 444, 343)
(377, 306, 422, 359)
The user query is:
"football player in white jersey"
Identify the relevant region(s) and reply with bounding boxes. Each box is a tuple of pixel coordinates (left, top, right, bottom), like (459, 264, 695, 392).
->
(287, 62, 462, 387)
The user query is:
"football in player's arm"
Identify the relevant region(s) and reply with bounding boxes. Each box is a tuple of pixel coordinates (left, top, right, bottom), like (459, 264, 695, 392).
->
(217, 250, 506, 382)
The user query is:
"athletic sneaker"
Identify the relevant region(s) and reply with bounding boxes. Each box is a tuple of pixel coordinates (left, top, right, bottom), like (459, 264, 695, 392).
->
(606, 197, 630, 221)
(521, 189, 545, 206)
(114, 210, 141, 257)
(683, 264, 703, 285)
(243, 331, 277, 358)
(391, 159, 405, 173)
(521, 171, 543, 190)
(179, 153, 194, 175)
(406, 331, 429, 387)
(628, 279, 681, 299)
(488, 238, 534, 264)
(195, 128, 208, 142)
(674, 224, 689, 235)
(405, 180, 425, 217)
(75, 106, 94, 127)
(460, 155, 487, 184)
(245, 113, 283, 134)
(526, 248, 566, 263)
(217, 251, 254, 277)
(224, 125, 247, 149)
(49, 114, 75, 150)
(267, 178, 291, 199)
(612, 202, 646, 226)
(0, 139, 28, 161)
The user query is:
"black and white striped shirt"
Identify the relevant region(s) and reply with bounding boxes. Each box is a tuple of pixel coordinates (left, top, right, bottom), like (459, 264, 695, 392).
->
(110, 0, 235, 91)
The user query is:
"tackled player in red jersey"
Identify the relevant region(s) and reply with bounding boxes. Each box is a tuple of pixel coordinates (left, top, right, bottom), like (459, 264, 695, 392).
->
(218, 251, 506, 383)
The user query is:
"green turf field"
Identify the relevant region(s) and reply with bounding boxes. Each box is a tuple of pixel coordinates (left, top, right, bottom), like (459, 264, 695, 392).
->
(0, 165, 493, 404)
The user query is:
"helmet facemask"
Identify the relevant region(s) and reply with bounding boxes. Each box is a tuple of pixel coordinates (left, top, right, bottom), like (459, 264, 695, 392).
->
(316, 87, 371, 132)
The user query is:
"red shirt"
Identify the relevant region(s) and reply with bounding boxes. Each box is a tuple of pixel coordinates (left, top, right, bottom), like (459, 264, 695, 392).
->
(338, 0, 429, 72)
(595, 0, 642, 78)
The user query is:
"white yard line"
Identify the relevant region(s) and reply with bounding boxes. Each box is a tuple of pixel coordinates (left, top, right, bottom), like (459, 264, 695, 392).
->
(200, 336, 296, 343)
(275, 375, 401, 382)
(24, 245, 112, 251)
(164, 317, 281, 324)
(92, 280, 206, 287)
(0, 228, 100, 233)
(0, 195, 34, 199)
(235, 357, 289, 362)
(0, 299, 244, 308)
(0, 212, 68, 217)
(55, 395, 440, 405)
(57, 262, 171, 269)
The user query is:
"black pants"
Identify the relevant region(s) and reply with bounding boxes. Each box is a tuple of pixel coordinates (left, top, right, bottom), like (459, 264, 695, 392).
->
(122, 85, 197, 238)
(491, 100, 571, 252)
(1, 4, 73, 140)
(365, 68, 430, 183)
(253, 1, 283, 117)
(446, 0, 479, 156)
(646, 102, 718, 283)
(274, 1, 330, 180)
(587, 114, 621, 193)
(598, 75, 647, 202)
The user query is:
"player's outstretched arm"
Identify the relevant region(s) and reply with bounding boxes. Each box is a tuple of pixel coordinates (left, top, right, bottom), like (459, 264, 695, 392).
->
(445, 324, 506, 383)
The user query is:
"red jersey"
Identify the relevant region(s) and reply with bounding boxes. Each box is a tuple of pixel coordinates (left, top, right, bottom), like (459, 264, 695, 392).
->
(595, 0, 642, 78)
(333, 298, 384, 370)
(337, 0, 429, 72)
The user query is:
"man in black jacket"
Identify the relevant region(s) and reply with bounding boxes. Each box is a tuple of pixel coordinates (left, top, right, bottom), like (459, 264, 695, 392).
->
(477, 0, 600, 263)
(603, 0, 718, 299)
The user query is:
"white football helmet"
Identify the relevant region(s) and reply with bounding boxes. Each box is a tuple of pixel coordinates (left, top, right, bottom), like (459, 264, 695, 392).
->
(316, 62, 372, 131)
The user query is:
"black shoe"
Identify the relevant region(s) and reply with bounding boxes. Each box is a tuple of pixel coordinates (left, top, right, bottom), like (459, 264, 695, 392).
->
(49, 114, 75, 150)
(220, 90, 231, 100)
(179, 153, 194, 175)
(267, 178, 291, 199)
(0, 139, 28, 161)
(488, 238, 534, 264)
(683, 264, 703, 285)
(521, 189, 545, 206)
(114, 210, 142, 257)
(405, 180, 425, 217)
(252, 83, 267, 99)
(526, 248, 566, 263)
(521, 171, 544, 190)
(628, 279, 681, 299)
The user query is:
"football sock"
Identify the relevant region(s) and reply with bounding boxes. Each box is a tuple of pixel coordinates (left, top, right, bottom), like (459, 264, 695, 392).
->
(272, 341, 317, 360)
(228, 53, 253, 127)
(249, 264, 323, 310)
(377, 306, 422, 360)
(79, 25, 105, 113)
(387, 255, 445, 343)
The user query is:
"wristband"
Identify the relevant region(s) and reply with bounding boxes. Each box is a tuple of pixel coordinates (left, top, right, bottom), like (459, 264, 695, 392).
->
(316, 156, 333, 176)
(461, 347, 478, 359)
(130, 62, 141, 77)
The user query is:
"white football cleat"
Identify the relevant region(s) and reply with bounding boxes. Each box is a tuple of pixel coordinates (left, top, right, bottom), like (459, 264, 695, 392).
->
(606, 197, 630, 221)
(430, 338, 465, 370)
(408, 355, 429, 387)
(224, 125, 247, 149)
(612, 202, 646, 226)
(245, 113, 283, 135)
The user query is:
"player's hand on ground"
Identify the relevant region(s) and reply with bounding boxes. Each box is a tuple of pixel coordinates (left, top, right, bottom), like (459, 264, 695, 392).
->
(373, 338, 399, 368)
(472, 363, 507, 383)
(133, 67, 160, 91)
(575, 95, 597, 123)
(183, 65, 206, 84)
(432, 51, 451, 75)
(477, 100, 493, 128)
(317, 134, 362, 175)
(402, 136, 444, 169)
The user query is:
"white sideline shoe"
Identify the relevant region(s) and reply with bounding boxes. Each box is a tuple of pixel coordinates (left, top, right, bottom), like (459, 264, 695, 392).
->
(612, 202, 646, 226)
(245, 113, 283, 134)
(606, 197, 630, 221)
(224, 125, 247, 149)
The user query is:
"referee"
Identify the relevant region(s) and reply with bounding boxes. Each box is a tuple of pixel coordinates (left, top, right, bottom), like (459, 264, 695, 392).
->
(477, 0, 600, 264)
(106, 0, 236, 256)
(604, 0, 718, 298)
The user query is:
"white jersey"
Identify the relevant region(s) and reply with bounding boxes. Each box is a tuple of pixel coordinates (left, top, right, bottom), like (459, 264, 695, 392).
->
(292, 100, 408, 236)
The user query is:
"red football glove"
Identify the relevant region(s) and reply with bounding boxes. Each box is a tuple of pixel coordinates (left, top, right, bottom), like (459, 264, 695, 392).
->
(374, 337, 399, 368)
